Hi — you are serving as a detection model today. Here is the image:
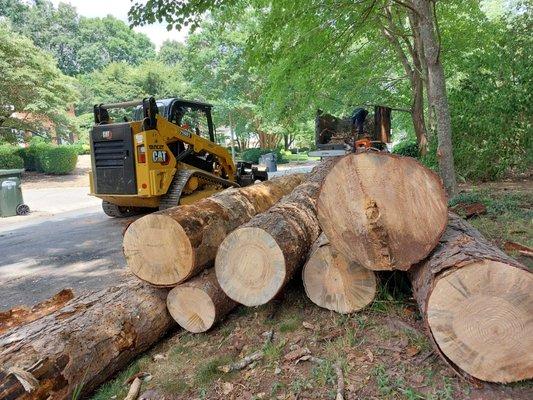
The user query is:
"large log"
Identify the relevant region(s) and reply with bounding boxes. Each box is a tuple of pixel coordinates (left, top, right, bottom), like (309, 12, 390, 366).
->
(410, 213, 533, 383)
(317, 152, 448, 271)
(123, 174, 306, 287)
(166, 268, 237, 333)
(216, 159, 338, 306)
(302, 234, 377, 314)
(0, 279, 173, 400)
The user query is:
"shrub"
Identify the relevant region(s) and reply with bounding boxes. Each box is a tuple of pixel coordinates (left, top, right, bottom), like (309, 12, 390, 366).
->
(0, 145, 24, 169)
(39, 146, 78, 174)
(18, 142, 53, 171)
(240, 148, 288, 164)
(392, 140, 420, 158)
(69, 142, 91, 155)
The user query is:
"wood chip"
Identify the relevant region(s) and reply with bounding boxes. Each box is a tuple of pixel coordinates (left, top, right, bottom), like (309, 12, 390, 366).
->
(218, 351, 263, 373)
(124, 377, 142, 400)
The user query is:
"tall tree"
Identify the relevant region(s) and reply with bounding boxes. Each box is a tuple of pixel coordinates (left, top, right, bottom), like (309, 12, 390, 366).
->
(0, 23, 78, 141)
(2, 0, 156, 75)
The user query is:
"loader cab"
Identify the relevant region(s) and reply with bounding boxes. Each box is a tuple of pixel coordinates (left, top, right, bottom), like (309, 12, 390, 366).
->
(131, 98, 216, 143)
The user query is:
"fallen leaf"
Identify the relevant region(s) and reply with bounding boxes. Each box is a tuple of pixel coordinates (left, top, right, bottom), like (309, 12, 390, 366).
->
(365, 349, 374, 363)
(152, 353, 167, 362)
(302, 321, 318, 331)
(222, 382, 234, 395)
(405, 346, 420, 357)
(284, 347, 311, 362)
(411, 373, 425, 384)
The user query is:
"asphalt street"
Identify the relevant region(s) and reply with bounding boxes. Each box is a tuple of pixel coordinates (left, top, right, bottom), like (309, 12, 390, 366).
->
(0, 161, 315, 312)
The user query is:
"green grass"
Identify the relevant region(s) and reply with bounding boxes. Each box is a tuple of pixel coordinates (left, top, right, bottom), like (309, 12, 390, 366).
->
(90, 361, 142, 400)
(450, 189, 533, 266)
(195, 355, 233, 387)
(278, 315, 302, 333)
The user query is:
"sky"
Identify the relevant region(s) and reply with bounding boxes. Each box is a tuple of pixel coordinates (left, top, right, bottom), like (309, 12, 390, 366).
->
(50, 0, 188, 49)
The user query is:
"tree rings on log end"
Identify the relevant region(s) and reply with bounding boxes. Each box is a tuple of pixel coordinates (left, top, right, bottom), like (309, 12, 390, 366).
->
(427, 260, 533, 383)
(167, 286, 216, 333)
(303, 245, 376, 313)
(215, 227, 285, 306)
(124, 214, 194, 286)
(317, 152, 448, 271)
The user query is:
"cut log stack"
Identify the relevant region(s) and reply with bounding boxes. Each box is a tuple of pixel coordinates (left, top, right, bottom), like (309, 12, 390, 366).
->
(1, 152, 531, 399)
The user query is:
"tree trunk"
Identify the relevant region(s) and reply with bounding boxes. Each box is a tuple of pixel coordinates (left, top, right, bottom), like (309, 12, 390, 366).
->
(166, 269, 237, 333)
(410, 214, 532, 383)
(302, 234, 377, 314)
(381, 6, 428, 154)
(124, 174, 306, 287)
(0, 279, 173, 400)
(215, 159, 339, 306)
(412, 0, 457, 196)
(317, 152, 448, 271)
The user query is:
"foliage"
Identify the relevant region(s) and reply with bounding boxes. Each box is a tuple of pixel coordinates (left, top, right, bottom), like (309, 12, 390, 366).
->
(1, 0, 155, 75)
(392, 140, 420, 158)
(75, 61, 190, 115)
(0, 22, 78, 142)
(445, 5, 532, 180)
(0, 145, 24, 169)
(17, 141, 52, 171)
(240, 148, 288, 164)
(38, 146, 79, 175)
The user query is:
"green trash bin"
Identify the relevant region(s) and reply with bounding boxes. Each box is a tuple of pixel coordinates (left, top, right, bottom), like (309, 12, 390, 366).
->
(0, 169, 29, 217)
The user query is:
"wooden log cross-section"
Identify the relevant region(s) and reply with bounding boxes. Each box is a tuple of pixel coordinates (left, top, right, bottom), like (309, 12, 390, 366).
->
(410, 214, 533, 383)
(216, 159, 338, 306)
(0, 279, 173, 400)
(123, 173, 306, 286)
(302, 234, 377, 314)
(167, 269, 237, 333)
(317, 152, 448, 271)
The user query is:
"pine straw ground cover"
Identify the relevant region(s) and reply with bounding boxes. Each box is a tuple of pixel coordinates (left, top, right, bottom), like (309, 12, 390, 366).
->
(91, 183, 532, 400)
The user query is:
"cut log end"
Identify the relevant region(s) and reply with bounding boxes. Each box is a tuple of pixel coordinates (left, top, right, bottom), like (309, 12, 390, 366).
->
(216, 227, 285, 306)
(167, 286, 216, 333)
(317, 153, 448, 271)
(303, 244, 377, 314)
(123, 214, 194, 286)
(427, 260, 533, 383)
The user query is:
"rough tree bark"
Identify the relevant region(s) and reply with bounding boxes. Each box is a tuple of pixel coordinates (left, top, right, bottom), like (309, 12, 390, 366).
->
(123, 174, 306, 286)
(411, 0, 457, 196)
(216, 159, 339, 306)
(166, 268, 237, 333)
(410, 214, 532, 383)
(0, 279, 173, 400)
(317, 152, 448, 271)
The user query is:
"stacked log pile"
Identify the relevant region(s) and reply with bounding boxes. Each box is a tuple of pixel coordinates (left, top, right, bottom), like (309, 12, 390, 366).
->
(1, 152, 530, 399)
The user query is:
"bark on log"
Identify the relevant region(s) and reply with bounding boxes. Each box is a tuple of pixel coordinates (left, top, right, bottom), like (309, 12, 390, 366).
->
(0, 278, 173, 400)
(317, 152, 448, 271)
(410, 213, 533, 383)
(123, 174, 306, 287)
(216, 159, 338, 306)
(302, 234, 377, 314)
(166, 268, 237, 333)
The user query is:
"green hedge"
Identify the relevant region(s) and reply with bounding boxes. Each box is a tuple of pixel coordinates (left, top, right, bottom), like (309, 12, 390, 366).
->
(39, 146, 78, 174)
(392, 140, 420, 158)
(240, 148, 288, 164)
(0, 145, 24, 169)
(17, 143, 78, 174)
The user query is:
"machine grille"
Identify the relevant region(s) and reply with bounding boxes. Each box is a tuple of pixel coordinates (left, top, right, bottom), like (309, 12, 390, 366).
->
(93, 140, 125, 168)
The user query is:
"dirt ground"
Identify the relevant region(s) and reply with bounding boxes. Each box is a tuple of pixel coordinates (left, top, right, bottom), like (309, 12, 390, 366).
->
(90, 178, 533, 400)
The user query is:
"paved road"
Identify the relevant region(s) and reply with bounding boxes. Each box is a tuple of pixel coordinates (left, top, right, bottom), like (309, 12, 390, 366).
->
(0, 163, 317, 312)
(0, 204, 132, 311)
